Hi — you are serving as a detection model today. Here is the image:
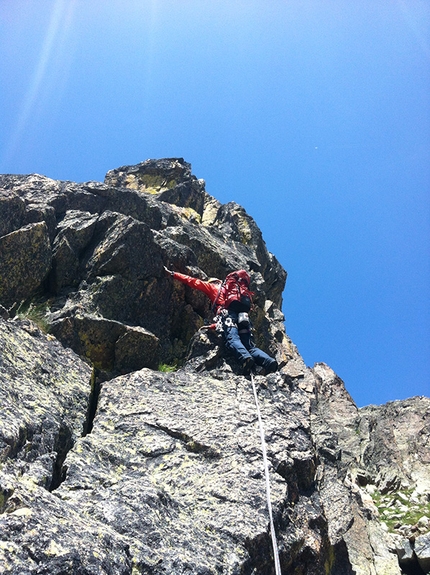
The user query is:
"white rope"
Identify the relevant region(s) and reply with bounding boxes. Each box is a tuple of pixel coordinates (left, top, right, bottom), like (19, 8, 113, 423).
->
(250, 372, 282, 575)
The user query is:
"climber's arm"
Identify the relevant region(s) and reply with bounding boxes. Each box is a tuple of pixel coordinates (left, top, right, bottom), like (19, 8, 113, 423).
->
(167, 269, 219, 302)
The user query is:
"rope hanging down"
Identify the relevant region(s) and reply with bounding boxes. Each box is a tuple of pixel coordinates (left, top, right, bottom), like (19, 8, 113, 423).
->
(250, 371, 282, 575)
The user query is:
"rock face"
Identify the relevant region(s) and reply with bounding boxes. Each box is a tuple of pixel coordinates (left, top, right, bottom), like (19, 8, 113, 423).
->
(0, 159, 429, 574)
(0, 159, 286, 375)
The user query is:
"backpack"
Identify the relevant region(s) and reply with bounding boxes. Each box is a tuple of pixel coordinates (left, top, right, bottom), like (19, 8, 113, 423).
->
(212, 270, 253, 313)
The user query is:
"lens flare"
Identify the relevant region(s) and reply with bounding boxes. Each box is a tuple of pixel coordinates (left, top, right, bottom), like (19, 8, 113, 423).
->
(2, 0, 77, 167)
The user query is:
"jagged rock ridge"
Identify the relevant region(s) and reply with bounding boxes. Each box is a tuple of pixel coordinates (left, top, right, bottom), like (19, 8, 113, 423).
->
(0, 159, 429, 574)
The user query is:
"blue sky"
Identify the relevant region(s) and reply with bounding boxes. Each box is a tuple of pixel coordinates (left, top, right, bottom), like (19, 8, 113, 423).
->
(1, 0, 429, 407)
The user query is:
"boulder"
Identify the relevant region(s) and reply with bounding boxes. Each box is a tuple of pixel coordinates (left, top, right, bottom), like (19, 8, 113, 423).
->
(0, 222, 51, 309)
(0, 318, 91, 490)
(415, 532, 430, 573)
(50, 313, 159, 374)
(0, 189, 26, 236)
(104, 158, 206, 217)
(50, 210, 99, 292)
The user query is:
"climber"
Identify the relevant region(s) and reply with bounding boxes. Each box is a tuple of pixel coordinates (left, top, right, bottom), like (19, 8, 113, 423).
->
(164, 266, 278, 375)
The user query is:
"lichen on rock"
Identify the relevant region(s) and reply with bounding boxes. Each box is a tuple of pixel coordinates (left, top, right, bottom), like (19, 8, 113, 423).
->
(0, 159, 428, 574)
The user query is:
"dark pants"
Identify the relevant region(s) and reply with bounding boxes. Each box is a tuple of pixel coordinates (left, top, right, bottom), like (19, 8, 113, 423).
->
(223, 311, 276, 369)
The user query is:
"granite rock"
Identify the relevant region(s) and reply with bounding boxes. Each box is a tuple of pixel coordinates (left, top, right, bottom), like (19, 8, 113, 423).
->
(0, 159, 428, 574)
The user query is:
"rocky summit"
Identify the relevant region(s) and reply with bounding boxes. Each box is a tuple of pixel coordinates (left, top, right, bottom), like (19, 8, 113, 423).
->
(0, 158, 429, 575)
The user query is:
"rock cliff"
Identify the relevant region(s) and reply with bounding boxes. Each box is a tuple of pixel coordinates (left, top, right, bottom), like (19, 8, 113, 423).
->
(0, 159, 429, 574)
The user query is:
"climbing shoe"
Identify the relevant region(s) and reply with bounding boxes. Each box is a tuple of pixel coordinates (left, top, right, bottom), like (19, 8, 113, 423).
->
(262, 360, 278, 375)
(242, 357, 255, 375)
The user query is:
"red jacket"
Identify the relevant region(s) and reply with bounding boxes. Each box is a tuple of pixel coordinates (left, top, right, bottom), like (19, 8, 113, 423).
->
(173, 273, 221, 329)
(172, 272, 221, 304)
(172, 271, 253, 314)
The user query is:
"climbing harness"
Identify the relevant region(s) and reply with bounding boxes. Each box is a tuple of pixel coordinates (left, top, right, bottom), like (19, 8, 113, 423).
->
(213, 309, 229, 332)
(250, 371, 282, 575)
